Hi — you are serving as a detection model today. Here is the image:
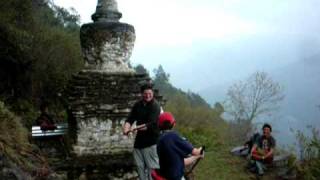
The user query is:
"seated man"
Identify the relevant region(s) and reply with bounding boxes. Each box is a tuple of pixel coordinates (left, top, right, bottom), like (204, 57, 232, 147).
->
(250, 123, 276, 176)
(36, 103, 57, 131)
(156, 112, 204, 180)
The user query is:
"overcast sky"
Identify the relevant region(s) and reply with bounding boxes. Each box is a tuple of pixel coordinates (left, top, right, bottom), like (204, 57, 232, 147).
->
(54, 1, 320, 145)
(54, 0, 320, 91)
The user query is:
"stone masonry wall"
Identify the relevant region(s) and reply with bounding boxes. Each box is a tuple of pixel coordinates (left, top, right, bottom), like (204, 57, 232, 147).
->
(67, 71, 163, 157)
(80, 22, 135, 72)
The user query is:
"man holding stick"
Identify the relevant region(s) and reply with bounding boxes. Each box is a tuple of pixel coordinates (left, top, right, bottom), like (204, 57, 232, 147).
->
(123, 83, 161, 180)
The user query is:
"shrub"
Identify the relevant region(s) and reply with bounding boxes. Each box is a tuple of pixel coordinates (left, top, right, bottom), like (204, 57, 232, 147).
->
(0, 101, 47, 175)
(295, 128, 320, 179)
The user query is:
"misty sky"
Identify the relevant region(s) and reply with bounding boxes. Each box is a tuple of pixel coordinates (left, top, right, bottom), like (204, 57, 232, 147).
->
(54, 0, 320, 91)
(54, 0, 320, 146)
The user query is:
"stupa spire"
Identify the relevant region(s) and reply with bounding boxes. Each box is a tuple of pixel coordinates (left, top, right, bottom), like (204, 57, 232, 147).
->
(91, 0, 122, 22)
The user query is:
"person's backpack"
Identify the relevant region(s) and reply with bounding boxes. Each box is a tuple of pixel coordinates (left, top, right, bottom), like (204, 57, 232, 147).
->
(245, 133, 260, 151)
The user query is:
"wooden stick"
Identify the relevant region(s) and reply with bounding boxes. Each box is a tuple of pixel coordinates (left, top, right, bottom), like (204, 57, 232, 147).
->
(185, 146, 205, 175)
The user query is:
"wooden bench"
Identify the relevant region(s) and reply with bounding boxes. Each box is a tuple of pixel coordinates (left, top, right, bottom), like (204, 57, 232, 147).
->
(32, 123, 68, 138)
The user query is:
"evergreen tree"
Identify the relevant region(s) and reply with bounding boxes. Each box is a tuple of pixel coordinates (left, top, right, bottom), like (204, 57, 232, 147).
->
(134, 64, 149, 74)
(0, 0, 83, 105)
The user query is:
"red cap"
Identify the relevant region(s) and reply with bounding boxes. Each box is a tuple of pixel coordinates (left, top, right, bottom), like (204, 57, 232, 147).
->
(158, 112, 176, 129)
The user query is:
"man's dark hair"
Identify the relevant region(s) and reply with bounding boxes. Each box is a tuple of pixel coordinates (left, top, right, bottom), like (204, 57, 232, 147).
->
(262, 123, 272, 132)
(140, 83, 153, 93)
(160, 121, 174, 130)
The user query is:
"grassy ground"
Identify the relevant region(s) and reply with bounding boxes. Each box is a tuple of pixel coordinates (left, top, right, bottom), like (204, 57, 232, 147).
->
(193, 146, 281, 180)
(193, 146, 253, 180)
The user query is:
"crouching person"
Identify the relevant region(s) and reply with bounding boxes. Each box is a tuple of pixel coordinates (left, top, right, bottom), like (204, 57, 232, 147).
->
(155, 112, 204, 180)
(250, 123, 276, 177)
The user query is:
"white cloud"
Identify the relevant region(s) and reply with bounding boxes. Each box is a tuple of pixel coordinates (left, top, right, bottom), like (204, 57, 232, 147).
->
(53, 0, 320, 90)
(119, 0, 258, 46)
(54, 0, 258, 46)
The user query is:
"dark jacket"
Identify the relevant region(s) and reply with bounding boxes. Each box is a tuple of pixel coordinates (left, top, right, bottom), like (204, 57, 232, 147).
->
(126, 99, 161, 148)
(157, 131, 193, 180)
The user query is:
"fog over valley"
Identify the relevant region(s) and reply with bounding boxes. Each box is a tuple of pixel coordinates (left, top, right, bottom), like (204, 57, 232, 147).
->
(55, 0, 320, 146)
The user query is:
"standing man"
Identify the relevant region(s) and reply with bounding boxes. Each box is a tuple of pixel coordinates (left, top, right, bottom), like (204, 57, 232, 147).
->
(250, 123, 276, 177)
(123, 83, 161, 180)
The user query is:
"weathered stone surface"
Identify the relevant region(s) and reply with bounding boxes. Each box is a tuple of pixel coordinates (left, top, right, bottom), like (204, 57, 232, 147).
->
(67, 71, 160, 179)
(92, 0, 122, 22)
(73, 118, 132, 155)
(66, 71, 164, 159)
(66, 1, 165, 178)
(80, 22, 135, 72)
(81, 0, 135, 73)
(68, 153, 137, 180)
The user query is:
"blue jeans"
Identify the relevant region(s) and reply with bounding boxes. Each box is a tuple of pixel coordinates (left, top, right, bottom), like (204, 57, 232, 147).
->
(255, 160, 266, 175)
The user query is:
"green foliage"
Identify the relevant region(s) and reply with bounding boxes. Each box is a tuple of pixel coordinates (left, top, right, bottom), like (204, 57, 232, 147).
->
(0, 101, 46, 173)
(153, 65, 170, 84)
(149, 65, 268, 179)
(0, 0, 34, 99)
(295, 128, 320, 179)
(7, 99, 38, 129)
(134, 64, 149, 75)
(194, 151, 252, 180)
(149, 65, 228, 150)
(52, 5, 80, 32)
(0, 101, 29, 148)
(153, 65, 210, 108)
(0, 0, 83, 107)
(178, 126, 221, 152)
